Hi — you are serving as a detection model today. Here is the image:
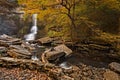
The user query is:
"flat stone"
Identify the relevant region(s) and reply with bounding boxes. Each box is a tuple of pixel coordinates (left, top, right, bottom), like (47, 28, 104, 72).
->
(0, 47, 7, 52)
(0, 34, 21, 45)
(37, 37, 53, 44)
(60, 75, 74, 80)
(54, 44, 72, 56)
(109, 62, 120, 73)
(9, 45, 31, 55)
(103, 70, 120, 80)
(7, 45, 32, 58)
(45, 51, 65, 60)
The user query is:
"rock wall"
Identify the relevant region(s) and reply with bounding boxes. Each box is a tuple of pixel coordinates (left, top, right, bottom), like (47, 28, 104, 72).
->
(0, 14, 20, 36)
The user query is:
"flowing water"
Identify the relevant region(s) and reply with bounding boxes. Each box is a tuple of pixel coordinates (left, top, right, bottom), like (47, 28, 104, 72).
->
(24, 14, 39, 60)
(24, 14, 38, 41)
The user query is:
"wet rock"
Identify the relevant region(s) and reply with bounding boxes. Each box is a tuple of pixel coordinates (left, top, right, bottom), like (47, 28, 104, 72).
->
(109, 62, 120, 73)
(103, 70, 120, 80)
(21, 42, 35, 52)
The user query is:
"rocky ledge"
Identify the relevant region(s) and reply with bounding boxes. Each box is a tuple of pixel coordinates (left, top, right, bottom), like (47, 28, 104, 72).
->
(0, 34, 120, 80)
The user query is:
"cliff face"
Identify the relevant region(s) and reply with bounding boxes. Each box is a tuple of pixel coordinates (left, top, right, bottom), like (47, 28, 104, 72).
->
(0, 0, 21, 36)
(0, 15, 19, 35)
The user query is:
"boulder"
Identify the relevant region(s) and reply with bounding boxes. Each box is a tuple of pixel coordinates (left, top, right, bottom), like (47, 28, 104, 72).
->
(41, 44, 72, 63)
(45, 51, 65, 60)
(103, 70, 120, 80)
(37, 37, 53, 44)
(7, 45, 31, 58)
(54, 44, 72, 56)
(109, 62, 120, 73)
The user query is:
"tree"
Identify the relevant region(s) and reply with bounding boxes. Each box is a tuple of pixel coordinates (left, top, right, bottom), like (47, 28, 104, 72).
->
(84, 0, 120, 34)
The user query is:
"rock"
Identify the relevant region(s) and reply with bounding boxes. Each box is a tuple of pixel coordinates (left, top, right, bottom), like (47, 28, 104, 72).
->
(88, 44, 110, 50)
(21, 42, 35, 51)
(45, 51, 65, 60)
(82, 72, 89, 76)
(109, 62, 120, 73)
(103, 70, 120, 80)
(37, 37, 53, 44)
(41, 48, 65, 63)
(54, 44, 72, 56)
(0, 47, 7, 52)
(59, 75, 74, 80)
(0, 57, 55, 70)
(52, 40, 63, 45)
(0, 40, 9, 47)
(0, 47, 8, 57)
(7, 45, 31, 58)
(0, 34, 21, 46)
(0, 15, 18, 36)
(41, 45, 72, 63)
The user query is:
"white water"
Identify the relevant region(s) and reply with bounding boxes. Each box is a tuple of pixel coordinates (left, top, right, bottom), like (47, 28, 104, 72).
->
(59, 62, 72, 69)
(24, 14, 38, 41)
(31, 55, 39, 61)
(24, 14, 39, 61)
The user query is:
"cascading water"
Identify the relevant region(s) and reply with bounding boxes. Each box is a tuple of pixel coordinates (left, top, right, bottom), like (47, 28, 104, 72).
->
(24, 14, 38, 41)
(24, 14, 39, 60)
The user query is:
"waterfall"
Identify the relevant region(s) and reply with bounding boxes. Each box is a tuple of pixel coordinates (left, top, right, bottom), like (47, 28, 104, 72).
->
(24, 14, 38, 41)
(24, 14, 39, 60)
(30, 14, 37, 34)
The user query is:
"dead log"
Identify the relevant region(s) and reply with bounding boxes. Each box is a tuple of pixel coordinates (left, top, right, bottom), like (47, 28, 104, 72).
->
(41, 52, 49, 63)
(41, 48, 53, 63)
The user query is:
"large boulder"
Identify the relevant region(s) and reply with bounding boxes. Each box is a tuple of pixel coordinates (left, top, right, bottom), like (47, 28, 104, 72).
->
(103, 70, 120, 80)
(109, 62, 120, 73)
